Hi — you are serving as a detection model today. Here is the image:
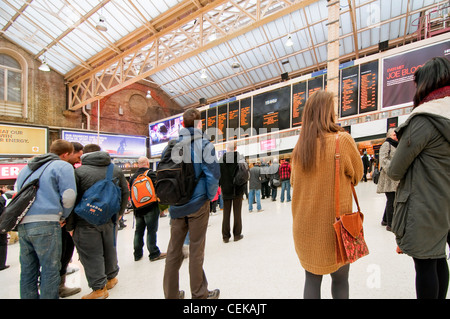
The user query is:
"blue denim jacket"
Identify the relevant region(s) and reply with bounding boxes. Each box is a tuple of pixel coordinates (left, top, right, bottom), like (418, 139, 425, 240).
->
(168, 127, 220, 219)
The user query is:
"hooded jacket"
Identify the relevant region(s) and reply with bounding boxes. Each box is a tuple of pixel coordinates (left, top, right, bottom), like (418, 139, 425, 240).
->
(15, 153, 77, 223)
(66, 151, 129, 230)
(387, 92, 450, 259)
(168, 127, 220, 219)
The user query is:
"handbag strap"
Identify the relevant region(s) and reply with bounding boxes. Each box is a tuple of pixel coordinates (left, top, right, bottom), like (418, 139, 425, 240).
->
(334, 134, 361, 219)
(334, 134, 341, 219)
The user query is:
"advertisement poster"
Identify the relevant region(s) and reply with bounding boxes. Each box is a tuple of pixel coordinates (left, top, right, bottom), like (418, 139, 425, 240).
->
(62, 130, 147, 158)
(382, 40, 450, 108)
(0, 124, 47, 156)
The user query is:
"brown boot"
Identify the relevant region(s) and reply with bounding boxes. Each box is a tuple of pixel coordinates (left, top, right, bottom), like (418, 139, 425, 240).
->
(59, 274, 81, 298)
(106, 277, 118, 290)
(81, 286, 109, 299)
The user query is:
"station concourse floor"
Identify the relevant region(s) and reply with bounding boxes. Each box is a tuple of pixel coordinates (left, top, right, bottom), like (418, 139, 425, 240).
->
(0, 181, 448, 299)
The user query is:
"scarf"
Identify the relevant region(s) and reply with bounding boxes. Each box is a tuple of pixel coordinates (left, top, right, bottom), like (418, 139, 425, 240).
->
(419, 85, 450, 106)
(385, 137, 398, 148)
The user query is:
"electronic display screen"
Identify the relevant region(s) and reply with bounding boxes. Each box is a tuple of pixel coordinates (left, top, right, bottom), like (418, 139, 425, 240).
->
(228, 100, 239, 139)
(207, 107, 217, 142)
(201, 110, 206, 132)
(340, 65, 359, 117)
(307, 75, 323, 98)
(292, 81, 307, 127)
(149, 115, 183, 157)
(216, 104, 227, 143)
(359, 60, 378, 114)
(240, 97, 251, 137)
(252, 86, 290, 133)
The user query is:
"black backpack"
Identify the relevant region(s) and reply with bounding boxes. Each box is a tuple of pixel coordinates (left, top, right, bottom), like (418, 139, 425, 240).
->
(0, 161, 54, 234)
(156, 136, 201, 206)
(233, 160, 249, 186)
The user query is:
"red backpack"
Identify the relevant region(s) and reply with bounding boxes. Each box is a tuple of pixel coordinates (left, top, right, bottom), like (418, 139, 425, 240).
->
(131, 170, 157, 209)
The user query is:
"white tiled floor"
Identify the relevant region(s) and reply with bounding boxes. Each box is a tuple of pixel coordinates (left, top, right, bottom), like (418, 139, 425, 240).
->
(0, 181, 448, 299)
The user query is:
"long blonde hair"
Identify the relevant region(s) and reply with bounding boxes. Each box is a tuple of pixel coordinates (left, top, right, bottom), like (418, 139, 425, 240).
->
(292, 90, 343, 172)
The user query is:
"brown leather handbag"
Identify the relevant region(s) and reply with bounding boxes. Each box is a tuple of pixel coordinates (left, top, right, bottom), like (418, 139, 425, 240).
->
(333, 134, 369, 264)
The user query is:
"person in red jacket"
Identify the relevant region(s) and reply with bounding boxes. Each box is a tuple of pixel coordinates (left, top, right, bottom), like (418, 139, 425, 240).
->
(279, 158, 291, 202)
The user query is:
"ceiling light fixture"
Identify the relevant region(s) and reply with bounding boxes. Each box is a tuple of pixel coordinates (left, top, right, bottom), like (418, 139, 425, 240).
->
(285, 34, 294, 47)
(39, 54, 50, 72)
(200, 69, 208, 79)
(96, 15, 108, 32)
(146, 90, 151, 99)
(231, 61, 241, 69)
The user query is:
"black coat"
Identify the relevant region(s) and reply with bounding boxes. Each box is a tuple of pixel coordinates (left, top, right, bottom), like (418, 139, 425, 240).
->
(219, 151, 246, 200)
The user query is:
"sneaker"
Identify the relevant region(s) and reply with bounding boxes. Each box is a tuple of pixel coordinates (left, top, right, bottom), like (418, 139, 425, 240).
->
(106, 277, 118, 290)
(257, 209, 264, 212)
(82, 286, 109, 299)
(207, 289, 220, 299)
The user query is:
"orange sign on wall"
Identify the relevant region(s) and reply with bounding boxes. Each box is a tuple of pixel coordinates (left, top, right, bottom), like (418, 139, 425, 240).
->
(0, 124, 47, 156)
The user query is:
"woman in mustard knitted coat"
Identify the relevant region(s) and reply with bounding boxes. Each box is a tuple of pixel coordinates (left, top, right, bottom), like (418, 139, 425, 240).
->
(291, 90, 363, 299)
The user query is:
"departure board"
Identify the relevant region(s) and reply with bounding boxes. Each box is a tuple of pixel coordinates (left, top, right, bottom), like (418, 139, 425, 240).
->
(228, 101, 239, 139)
(340, 66, 359, 117)
(216, 104, 227, 143)
(359, 60, 378, 114)
(240, 97, 251, 137)
(207, 108, 217, 141)
(307, 75, 323, 98)
(200, 110, 206, 132)
(253, 86, 290, 133)
(292, 81, 307, 127)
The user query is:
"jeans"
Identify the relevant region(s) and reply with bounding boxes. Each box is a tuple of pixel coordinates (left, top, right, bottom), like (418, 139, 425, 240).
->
(18, 222, 62, 299)
(134, 205, 161, 260)
(280, 180, 291, 202)
(248, 189, 261, 211)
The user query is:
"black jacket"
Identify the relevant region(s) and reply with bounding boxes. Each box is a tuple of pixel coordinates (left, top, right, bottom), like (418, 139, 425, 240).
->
(219, 151, 246, 200)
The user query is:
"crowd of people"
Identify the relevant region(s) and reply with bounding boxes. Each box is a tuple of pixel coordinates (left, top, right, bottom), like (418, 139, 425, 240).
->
(0, 57, 448, 300)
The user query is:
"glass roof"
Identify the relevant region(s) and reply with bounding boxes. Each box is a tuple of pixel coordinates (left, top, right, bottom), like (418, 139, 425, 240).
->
(0, 0, 448, 108)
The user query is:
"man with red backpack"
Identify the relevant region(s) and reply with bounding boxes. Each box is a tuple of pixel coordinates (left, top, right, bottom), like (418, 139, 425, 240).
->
(130, 156, 166, 262)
